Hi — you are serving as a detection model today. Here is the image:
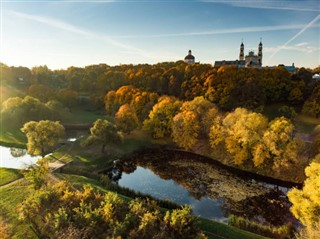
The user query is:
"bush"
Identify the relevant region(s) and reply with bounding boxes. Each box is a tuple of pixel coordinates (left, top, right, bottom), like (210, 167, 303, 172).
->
(278, 105, 297, 119)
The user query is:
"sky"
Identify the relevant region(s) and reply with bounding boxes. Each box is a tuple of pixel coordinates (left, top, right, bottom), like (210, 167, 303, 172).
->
(0, 0, 319, 70)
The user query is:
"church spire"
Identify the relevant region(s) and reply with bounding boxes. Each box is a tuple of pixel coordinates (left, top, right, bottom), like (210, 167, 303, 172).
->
(239, 40, 244, 61)
(258, 39, 263, 66)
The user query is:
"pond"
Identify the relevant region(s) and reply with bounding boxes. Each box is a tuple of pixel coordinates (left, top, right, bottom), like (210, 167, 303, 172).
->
(109, 149, 298, 227)
(0, 145, 41, 169)
(0, 131, 81, 169)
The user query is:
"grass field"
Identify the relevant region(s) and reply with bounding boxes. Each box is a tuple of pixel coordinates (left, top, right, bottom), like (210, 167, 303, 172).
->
(198, 218, 269, 239)
(295, 114, 320, 133)
(0, 127, 27, 148)
(0, 168, 23, 186)
(49, 130, 154, 171)
(0, 179, 38, 239)
(263, 103, 319, 133)
(63, 108, 106, 124)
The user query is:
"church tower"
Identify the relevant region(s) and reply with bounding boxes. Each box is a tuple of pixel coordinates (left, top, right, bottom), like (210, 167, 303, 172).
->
(239, 41, 244, 61)
(258, 40, 263, 66)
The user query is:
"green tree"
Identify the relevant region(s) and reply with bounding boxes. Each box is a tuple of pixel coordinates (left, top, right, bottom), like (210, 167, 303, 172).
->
(104, 90, 118, 115)
(31, 65, 52, 85)
(115, 104, 139, 134)
(288, 154, 320, 226)
(57, 88, 78, 108)
(1, 96, 54, 126)
(302, 99, 320, 118)
(288, 87, 304, 105)
(87, 119, 121, 152)
(313, 125, 320, 155)
(143, 96, 181, 139)
(27, 84, 55, 102)
(21, 120, 65, 157)
(23, 158, 49, 189)
(278, 105, 297, 119)
(164, 206, 206, 239)
(45, 100, 70, 120)
(18, 182, 207, 239)
(302, 84, 320, 118)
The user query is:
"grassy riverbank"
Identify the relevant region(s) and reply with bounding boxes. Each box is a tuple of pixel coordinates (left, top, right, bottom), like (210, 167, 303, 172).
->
(0, 168, 23, 186)
(0, 179, 38, 239)
(0, 126, 26, 148)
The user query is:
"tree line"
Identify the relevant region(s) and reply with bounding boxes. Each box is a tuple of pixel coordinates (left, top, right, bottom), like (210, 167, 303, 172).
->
(1, 62, 320, 116)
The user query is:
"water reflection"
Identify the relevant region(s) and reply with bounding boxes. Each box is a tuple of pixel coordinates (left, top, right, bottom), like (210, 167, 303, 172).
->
(0, 145, 40, 169)
(10, 147, 27, 157)
(110, 149, 296, 227)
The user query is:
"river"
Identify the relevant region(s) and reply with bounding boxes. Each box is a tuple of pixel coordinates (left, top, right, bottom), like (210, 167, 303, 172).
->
(109, 149, 298, 227)
(0, 132, 79, 169)
(0, 146, 40, 169)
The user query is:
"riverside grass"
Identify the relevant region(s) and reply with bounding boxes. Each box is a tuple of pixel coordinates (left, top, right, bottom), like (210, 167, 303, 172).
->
(228, 214, 293, 239)
(0, 168, 23, 186)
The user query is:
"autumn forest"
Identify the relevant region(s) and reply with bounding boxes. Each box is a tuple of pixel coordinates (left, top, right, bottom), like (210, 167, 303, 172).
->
(1, 61, 320, 239)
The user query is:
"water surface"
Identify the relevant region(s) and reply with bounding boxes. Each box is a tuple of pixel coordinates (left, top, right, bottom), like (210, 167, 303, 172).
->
(0, 145, 40, 169)
(112, 149, 296, 226)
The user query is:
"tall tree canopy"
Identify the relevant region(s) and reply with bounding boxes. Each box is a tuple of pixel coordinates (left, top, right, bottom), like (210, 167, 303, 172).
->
(209, 108, 268, 165)
(288, 154, 320, 226)
(172, 110, 200, 150)
(172, 96, 218, 149)
(115, 104, 139, 134)
(143, 96, 181, 139)
(21, 120, 65, 157)
(87, 119, 121, 152)
(253, 117, 300, 170)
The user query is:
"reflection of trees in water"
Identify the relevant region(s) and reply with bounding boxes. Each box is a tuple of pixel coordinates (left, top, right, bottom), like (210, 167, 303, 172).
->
(10, 148, 27, 158)
(109, 160, 137, 182)
(225, 190, 295, 227)
(113, 149, 295, 227)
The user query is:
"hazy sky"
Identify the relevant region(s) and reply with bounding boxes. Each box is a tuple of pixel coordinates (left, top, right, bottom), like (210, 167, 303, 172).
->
(1, 0, 319, 69)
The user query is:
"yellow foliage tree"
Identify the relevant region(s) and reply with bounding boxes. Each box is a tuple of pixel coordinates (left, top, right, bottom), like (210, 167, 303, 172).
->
(253, 117, 300, 170)
(223, 108, 268, 165)
(172, 111, 200, 150)
(115, 104, 139, 134)
(288, 154, 320, 226)
(21, 120, 65, 157)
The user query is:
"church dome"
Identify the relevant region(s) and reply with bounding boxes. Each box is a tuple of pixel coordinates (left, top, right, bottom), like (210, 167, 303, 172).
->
(185, 50, 195, 60)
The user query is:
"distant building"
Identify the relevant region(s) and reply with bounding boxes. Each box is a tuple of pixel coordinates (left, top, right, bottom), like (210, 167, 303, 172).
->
(214, 60, 245, 68)
(184, 50, 195, 65)
(312, 73, 320, 80)
(278, 63, 296, 73)
(214, 41, 263, 68)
